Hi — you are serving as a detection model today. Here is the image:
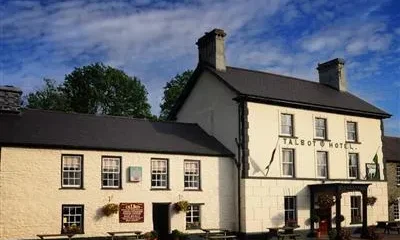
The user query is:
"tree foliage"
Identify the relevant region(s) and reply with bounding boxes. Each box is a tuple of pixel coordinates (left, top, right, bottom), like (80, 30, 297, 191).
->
(26, 63, 153, 118)
(159, 70, 193, 120)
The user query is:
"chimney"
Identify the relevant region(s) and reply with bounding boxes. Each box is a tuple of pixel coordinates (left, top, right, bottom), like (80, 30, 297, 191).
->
(317, 58, 347, 91)
(0, 85, 22, 113)
(196, 28, 227, 71)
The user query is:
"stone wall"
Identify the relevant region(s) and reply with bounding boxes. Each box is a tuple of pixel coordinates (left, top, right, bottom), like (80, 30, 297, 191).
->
(386, 162, 400, 220)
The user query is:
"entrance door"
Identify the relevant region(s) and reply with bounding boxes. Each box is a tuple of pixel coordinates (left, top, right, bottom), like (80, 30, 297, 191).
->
(153, 203, 170, 240)
(317, 208, 332, 235)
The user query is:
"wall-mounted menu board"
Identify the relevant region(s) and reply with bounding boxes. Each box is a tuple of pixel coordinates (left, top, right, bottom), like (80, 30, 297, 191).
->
(119, 203, 144, 223)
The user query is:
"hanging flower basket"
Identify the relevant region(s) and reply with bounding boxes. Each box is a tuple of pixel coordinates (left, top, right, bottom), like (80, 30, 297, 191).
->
(317, 194, 335, 209)
(333, 214, 345, 223)
(102, 203, 119, 216)
(367, 196, 377, 206)
(174, 201, 189, 213)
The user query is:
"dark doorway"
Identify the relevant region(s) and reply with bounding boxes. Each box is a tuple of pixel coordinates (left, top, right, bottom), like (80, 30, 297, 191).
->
(153, 203, 170, 240)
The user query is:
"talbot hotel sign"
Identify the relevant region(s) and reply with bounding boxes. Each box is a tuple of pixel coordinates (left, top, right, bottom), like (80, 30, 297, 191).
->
(282, 138, 356, 150)
(119, 203, 144, 223)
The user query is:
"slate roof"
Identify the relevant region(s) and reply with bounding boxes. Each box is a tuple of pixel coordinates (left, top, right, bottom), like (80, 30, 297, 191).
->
(383, 136, 400, 162)
(0, 109, 233, 157)
(169, 65, 390, 119)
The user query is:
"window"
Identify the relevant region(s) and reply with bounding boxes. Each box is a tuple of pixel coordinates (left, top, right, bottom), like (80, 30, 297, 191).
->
(61, 155, 83, 188)
(347, 121, 358, 142)
(349, 153, 359, 179)
(151, 159, 168, 189)
(186, 205, 201, 229)
(350, 196, 362, 224)
(282, 149, 295, 177)
(184, 160, 200, 190)
(284, 196, 297, 225)
(317, 151, 328, 178)
(394, 199, 400, 220)
(102, 156, 121, 188)
(315, 118, 327, 139)
(62, 205, 84, 233)
(281, 114, 294, 136)
(396, 164, 400, 185)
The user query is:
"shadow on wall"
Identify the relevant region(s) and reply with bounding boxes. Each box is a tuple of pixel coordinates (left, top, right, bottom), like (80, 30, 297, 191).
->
(271, 213, 284, 227)
(218, 157, 237, 231)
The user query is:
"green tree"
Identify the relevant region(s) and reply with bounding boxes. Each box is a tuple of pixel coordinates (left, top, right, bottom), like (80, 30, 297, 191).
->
(26, 63, 153, 118)
(159, 70, 193, 120)
(26, 78, 68, 111)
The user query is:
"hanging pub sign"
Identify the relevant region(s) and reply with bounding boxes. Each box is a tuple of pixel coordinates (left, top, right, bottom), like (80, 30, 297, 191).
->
(119, 203, 144, 223)
(366, 163, 380, 180)
(129, 166, 142, 182)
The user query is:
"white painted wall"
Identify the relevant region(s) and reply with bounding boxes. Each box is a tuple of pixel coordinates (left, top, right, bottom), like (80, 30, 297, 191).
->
(0, 147, 236, 239)
(246, 102, 385, 179)
(176, 71, 239, 155)
(240, 179, 387, 232)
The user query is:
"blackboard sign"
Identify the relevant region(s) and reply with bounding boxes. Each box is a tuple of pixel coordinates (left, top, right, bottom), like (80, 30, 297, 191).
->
(119, 203, 144, 223)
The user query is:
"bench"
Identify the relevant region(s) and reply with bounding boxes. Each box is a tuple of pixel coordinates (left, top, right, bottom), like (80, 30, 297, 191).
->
(388, 226, 400, 234)
(207, 235, 237, 240)
(37, 234, 75, 240)
(277, 233, 300, 240)
(107, 231, 143, 240)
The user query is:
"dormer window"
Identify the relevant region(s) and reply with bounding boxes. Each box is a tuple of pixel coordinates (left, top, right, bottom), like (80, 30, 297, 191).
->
(281, 114, 294, 136)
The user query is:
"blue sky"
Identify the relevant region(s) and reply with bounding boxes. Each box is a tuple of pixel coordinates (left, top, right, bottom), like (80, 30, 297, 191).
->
(1, 0, 399, 136)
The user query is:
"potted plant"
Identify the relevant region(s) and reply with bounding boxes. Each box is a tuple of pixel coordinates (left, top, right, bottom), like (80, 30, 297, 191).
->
(317, 194, 335, 209)
(63, 224, 81, 234)
(171, 229, 186, 240)
(144, 231, 158, 240)
(367, 196, 377, 206)
(174, 201, 189, 213)
(102, 203, 119, 216)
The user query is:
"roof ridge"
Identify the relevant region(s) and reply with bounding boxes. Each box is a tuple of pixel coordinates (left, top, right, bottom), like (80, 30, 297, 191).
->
(23, 108, 198, 126)
(226, 66, 320, 85)
(384, 135, 400, 139)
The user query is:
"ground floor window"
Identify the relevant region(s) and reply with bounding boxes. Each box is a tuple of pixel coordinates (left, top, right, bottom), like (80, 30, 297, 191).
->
(186, 204, 201, 229)
(350, 196, 362, 224)
(284, 196, 297, 226)
(62, 205, 84, 233)
(394, 199, 400, 220)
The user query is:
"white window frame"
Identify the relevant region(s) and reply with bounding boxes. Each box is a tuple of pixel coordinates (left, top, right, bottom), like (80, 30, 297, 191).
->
(62, 205, 84, 233)
(184, 160, 200, 190)
(101, 156, 121, 189)
(350, 196, 362, 224)
(151, 159, 168, 189)
(346, 121, 358, 142)
(284, 196, 297, 225)
(315, 118, 327, 139)
(280, 113, 294, 136)
(316, 151, 328, 178)
(282, 149, 295, 177)
(348, 153, 359, 179)
(396, 164, 400, 185)
(394, 199, 400, 220)
(186, 204, 201, 229)
(61, 155, 83, 188)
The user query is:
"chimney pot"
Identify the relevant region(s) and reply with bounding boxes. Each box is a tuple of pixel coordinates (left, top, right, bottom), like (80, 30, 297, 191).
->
(0, 85, 22, 113)
(196, 28, 227, 71)
(317, 58, 347, 91)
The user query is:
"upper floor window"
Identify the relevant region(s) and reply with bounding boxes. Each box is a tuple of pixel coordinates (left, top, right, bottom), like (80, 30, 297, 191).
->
(102, 156, 121, 189)
(62, 204, 84, 234)
(186, 204, 201, 229)
(282, 149, 295, 177)
(151, 159, 168, 189)
(347, 121, 358, 142)
(315, 118, 327, 139)
(350, 196, 362, 224)
(62, 155, 83, 188)
(348, 153, 359, 179)
(397, 164, 400, 185)
(184, 160, 200, 190)
(284, 196, 297, 225)
(317, 151, 328, 178)
(281, 114, 294, 136)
